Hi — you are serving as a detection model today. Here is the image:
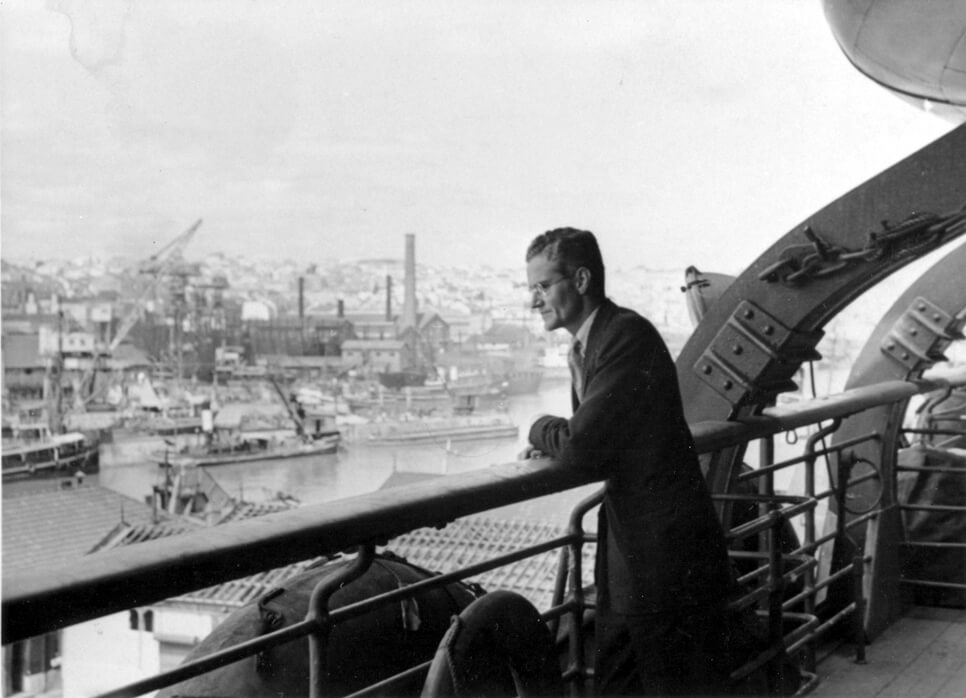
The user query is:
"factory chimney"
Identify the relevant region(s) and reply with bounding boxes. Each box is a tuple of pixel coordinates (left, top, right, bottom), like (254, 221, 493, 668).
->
(401, 233, 418, 330)
(385, 275, 393, 321)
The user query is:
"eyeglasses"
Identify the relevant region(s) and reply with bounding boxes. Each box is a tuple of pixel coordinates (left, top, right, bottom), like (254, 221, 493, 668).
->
(528, 275, 570, 299)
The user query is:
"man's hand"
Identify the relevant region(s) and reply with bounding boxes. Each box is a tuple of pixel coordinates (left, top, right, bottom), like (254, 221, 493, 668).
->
(518, 445, 548, 460)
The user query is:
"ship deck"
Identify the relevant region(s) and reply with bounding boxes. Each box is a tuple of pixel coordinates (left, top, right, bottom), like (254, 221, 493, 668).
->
(812, 606, 966, 697)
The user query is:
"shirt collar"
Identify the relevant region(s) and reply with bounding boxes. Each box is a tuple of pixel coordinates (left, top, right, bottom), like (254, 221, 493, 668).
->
(573, 306, 599, 355)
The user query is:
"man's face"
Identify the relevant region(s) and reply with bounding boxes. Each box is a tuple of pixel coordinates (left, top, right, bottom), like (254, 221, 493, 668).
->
(526, 254, 581, 334)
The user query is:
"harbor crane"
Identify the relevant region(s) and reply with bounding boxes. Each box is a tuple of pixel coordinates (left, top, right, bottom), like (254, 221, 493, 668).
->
(77, 220, 202, 405)
(109, 219, 203, 353)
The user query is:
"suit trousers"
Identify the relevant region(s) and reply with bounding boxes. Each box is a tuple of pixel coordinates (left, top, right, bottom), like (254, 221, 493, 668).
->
(594, 599, 731, 697)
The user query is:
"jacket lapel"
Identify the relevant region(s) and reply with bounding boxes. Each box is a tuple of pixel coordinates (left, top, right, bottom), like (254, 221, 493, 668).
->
(578, 299, 615, 400)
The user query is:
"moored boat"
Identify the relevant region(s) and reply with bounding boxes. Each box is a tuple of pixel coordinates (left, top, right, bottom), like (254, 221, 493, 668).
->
(156, 429, 341, 468)
(366, 415, 518, 445)
(2, 424, 99, 481)
(2, 431, 100, 480)
(1, 403, 100, 481)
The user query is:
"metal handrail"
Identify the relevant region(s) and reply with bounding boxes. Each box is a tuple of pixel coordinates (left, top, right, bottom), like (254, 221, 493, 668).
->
(2, 378, 945, 644)
(5, 377, 948, 698)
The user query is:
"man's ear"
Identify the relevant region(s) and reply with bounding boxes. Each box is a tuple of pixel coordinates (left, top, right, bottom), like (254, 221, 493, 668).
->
(574, 266, 591, 295)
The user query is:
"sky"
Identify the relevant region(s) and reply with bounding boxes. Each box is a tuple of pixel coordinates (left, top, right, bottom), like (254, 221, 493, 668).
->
(0, 0, 958, 274)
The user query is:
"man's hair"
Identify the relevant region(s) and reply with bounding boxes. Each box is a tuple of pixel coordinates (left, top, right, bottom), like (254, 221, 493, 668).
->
(526, 227, 606, 299)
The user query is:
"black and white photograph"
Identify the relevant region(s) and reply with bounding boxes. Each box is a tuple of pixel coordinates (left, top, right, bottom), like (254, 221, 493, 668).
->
(2, 1, 965, 696)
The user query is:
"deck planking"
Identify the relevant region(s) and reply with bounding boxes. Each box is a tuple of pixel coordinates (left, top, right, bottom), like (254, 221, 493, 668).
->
(810, 606, 966, 697)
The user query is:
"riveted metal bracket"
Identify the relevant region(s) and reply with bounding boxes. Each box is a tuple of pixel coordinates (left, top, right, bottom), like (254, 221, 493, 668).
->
(880, 297, 965, 372)
(693, 300, 823, 407)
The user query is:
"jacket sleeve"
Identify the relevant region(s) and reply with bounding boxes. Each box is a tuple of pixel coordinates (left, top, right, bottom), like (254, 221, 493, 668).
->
(528, 315, 659, 474)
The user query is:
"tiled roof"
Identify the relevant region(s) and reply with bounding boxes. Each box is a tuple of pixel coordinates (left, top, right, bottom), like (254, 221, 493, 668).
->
(90, 495, 305, 610)
(1, 484, 161, 576)
(8, 472, 587, 616)
(216, 499, 299, 524)
(384, 516, 596, 610)
(159, 514, 595, 615)
(167, 558, 326, 610)
(377, 470, 597, 609)
(89, 518, 202, 553)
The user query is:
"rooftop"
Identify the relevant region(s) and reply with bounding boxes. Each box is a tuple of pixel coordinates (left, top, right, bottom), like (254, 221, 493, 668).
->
(384, 515, 596, 609)
(1, 483, 161, 576)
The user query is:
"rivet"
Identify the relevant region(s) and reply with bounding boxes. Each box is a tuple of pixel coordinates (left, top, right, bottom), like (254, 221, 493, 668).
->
(732, 345, 743, 355)
(723, 380, 733, 390)
(901, 352, 910, 360)
(917, 303, 927, 312)
(702, 365, 712, 375)
(743, 309, 754, 320)
(885, 342, 895, 350)
(909, 328, 918, 336)
(933, 314, 942, 322)
(763, 325, 774, 336)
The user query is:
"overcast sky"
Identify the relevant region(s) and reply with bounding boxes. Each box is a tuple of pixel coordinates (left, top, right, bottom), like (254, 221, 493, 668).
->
(0, 0, 956, 273)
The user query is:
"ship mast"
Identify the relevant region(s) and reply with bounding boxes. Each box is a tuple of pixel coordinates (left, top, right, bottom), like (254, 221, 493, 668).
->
(43, 297, 65, 434)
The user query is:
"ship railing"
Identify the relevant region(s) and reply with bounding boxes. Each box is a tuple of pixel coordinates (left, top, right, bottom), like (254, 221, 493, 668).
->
(895, 396, 966, 597)
(1, 378, 953, 698)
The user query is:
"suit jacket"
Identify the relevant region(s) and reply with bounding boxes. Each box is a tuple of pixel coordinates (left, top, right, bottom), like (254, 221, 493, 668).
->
(529, 299, 732, 614)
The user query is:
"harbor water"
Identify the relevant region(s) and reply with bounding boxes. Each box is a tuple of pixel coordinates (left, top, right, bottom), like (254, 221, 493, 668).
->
(97, 381, 581, 517)
(87, 361, 855, 530)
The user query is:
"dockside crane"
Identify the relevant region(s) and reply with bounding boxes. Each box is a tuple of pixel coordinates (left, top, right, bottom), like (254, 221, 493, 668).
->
(78, 220, 203, 406)
(110, 219, 203, 353)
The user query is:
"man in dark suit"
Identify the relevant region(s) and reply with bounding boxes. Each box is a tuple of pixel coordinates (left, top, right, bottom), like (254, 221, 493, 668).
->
(522, 227, 733, 695)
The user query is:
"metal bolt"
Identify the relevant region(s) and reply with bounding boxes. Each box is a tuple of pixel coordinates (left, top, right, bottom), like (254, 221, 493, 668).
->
(702, 364, 712, 375)
(763, 325, 774, 335)
(723, 380, 733, 390)
(901, 352, 910, 360)
(743, 309, 754, 320)
(909, 328, 918, 336)
(917, 303, 927, 311)
(733, 345, 743, 355)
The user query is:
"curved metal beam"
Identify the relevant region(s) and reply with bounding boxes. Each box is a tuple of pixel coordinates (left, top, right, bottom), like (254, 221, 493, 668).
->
(676, 124, 966, 494)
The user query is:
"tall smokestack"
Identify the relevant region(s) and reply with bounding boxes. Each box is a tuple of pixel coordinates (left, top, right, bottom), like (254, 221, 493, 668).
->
(401, 233, 418, 329)
(298, 277, 305, 320)
(385, 275, 393, 321)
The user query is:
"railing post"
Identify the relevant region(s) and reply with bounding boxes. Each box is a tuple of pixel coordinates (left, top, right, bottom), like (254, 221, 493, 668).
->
(307, 545, 376, 698)
(766, 510, 787, 693)
(565, 488, 603, 697)
(802, 418, 840, 672)
(836, 453, 867, 664)
(758, 434, 776, 608)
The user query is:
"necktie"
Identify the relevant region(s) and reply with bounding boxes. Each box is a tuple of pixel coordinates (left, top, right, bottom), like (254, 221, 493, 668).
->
(569, 339, 584, 401)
